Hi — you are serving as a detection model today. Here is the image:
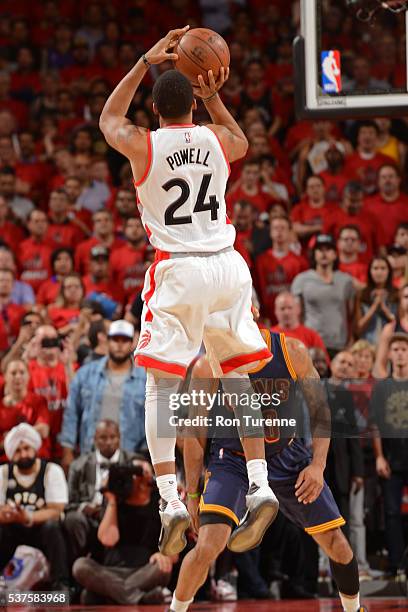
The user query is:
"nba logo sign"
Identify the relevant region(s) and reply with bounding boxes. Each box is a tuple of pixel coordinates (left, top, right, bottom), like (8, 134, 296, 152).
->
(321, 50, 342, 93)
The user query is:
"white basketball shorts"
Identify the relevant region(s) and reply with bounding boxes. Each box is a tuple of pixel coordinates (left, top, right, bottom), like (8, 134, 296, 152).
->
(134, 247, 272, 377)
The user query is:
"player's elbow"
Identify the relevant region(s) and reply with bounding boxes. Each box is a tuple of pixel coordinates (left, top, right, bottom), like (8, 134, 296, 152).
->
(238, 136, 249, 159)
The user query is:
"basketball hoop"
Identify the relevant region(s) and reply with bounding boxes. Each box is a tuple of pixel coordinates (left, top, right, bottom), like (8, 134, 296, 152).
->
(346, 0, 408, 22)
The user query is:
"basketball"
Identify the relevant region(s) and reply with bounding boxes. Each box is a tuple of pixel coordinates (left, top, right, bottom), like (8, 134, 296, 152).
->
(173, 28, 230, 86)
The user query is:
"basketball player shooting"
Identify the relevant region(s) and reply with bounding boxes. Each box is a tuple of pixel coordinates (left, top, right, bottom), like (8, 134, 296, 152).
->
(99, 26, 279, 556)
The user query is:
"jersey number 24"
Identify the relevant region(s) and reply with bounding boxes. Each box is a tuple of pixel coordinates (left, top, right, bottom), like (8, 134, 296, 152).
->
(163, 174, 220, 225)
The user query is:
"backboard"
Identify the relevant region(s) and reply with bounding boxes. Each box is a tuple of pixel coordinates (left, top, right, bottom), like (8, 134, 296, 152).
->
(294, 0, 408, 118)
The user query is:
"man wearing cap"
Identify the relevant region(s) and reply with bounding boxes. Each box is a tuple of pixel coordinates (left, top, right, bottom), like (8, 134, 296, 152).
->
(60, 320, 146, 474)
(82, 245, 123, 305)
(291, 234, 355, 359)
(0, 423, 69, 590)
(370, 332, 408, 575)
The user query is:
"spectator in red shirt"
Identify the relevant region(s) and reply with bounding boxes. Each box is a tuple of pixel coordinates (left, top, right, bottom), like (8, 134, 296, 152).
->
(323, 181, 383, 262)
(366, 164, 408, 247)
(337, 225, 368, 289)
(0, 166, 34, 223)
(0, 195, 24, 252)
(112, 188, 138, 236)
(0, 246, 35, 308)
(110, 217, 147, 304)
(83, 245, 122, 305)
(345, 121, 394, 195)
(0, 269, 26, 356)
(319, 143, 349, 204)
(75, 209, 124, 275)
(0, 70, 28, 129)
(48, 273, 84, 334)
(37, 248, 75, 306)
(226, 159, 271, 215)
(47, 188, 84, 248)
(63, 175, 93, 234)
(15, 131, 50, 202)
(19, 209, 54, 292)
(387, 244, 407, 289)
(271, 291, 328, 356)
(291, 175, 331, 241)
(255, 216, 307, 323)
(0, 359, 50, 460)
(26, 324, 74, 458)
(395, 222, 408, 252)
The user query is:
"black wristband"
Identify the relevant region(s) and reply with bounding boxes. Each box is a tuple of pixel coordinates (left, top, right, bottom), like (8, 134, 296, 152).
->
(142, 54, 151, 69)
(203, 92, 219, 102)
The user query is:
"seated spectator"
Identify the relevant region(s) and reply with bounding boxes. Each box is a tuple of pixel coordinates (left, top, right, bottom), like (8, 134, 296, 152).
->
(354, 257, 398, 345)
(25, 324, 74, 459)
(37, 247, 75, 306)
(83, 246, 123, 306)
(366, 164, 408, 246)
(110, 217, 147, 304)
(345, 121, 394, 195)
(75, 153, 111, 214)
(0, 195, 24, 253)
(255, 217, 307, 322)
(0, 359, 50, 460)
(19, 210, 54, 292)
(47, 273, 84, 334)
(226, 159, 271, 215)
(370, 332, 408, 575)
(324, 182, 383, 263)
(75, 209, 124, 275)
(63, 175, 93, 234)
(0, 166, 34, 223)
(72, 453, 174, 605)
(0, 70, 28, 129)
(375, 284, 408, 377)
(291, 234, 355, 358)
(60, 320, 146, 473)
(271, 291, 328, 355)
(1, 311, 43, 373)
(112, 188, 138, 236)
(291, 175, 331, 241)
(77, 319, 109, 366)
(387, 244, 407, 289)
(0, 268, 26, 356)
(342, 57, 389, 94)
(47, 188, 84, 248)
(0, 246, 35, 307)
(375, 118, 406, 169)
(258, 154, 291, 206)
(0, 424, 69, 590)
(337, 226, 368, 289)
(395, 222, 408, 252)
(64, 419, 134, 563)
(319, 143, 349, 204)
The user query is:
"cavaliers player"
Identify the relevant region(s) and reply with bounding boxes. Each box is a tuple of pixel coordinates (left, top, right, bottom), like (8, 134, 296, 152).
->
(99, 27, 278, 556)
(170, 330, 365, 612)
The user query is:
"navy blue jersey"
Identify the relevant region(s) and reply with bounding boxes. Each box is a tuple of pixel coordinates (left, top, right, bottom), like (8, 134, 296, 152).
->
(212, 329, 299, 458)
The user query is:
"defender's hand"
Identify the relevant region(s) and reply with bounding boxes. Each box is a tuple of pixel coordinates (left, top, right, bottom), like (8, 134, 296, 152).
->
(193, 67, 229, 99)
(145, 26, 190, 65)
(295, 464, 324, 504)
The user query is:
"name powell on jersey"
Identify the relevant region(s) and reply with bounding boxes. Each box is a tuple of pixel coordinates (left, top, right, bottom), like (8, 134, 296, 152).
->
(138, 330, 152, 350)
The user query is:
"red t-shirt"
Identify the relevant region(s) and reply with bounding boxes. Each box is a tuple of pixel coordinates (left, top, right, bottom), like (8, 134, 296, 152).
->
(345, 152, 394, 195)
(291, 200, 333, 232)
(0, 304, 25, 352)
(82, 275, 123, 303)
(75, 236, 125, 275)
(28, 360, 68, 458)
(18, 237, 53, 292)
(323, 207, 384, 262)
(47, 306, 80, 330)
(339, 260, 368, 284)
(255, 250, 308, 322)
(47, 221, 82, 249)
(365, 193, 408, 246)
(0, 221, 25, 252)
(319, 170, 349, 204)
(234, 231, 253, 269)
(0, 392, 50, 460)
(36, 278, 61, 305)
(226, 185, 271, 216)
(270, 324, 328, 356)
(110, 244, 146, 302)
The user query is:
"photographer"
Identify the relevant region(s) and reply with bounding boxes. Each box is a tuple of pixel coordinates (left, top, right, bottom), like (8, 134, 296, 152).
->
(64, 420, 134, 562)
(73, 455, 175, 605)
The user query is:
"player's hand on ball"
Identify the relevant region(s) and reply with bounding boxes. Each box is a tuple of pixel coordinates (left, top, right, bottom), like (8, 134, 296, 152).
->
(145, 25, 190, 65)
(295, 464, 324, 504)
(187, 496, 200, 534)
(193, 67, 229, 99)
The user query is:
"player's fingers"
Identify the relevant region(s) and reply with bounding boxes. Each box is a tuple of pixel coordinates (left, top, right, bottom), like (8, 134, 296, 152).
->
(225, 67, 230, 82)
(197, 74, 206, 89)
(208, 69, 216, 90)
(295, 469, 306, 489)
(295, 479, 310, 498)
(297, 482, 315, 502)
(166, 53, 179, 61)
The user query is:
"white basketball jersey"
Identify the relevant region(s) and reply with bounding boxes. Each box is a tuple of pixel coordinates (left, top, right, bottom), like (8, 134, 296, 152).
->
(134, 124, 235, 252)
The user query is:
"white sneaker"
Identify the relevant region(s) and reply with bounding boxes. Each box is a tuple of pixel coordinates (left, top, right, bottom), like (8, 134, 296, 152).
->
(159, 498, 190, 556)
(211, 578, 237, 601)
(227, 483, 279, 553)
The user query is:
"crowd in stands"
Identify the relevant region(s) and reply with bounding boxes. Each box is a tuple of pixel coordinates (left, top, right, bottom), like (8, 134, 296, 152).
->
(0, 0, 407, 603)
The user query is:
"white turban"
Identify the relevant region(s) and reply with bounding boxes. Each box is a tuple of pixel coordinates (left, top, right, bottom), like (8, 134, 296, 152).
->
(4, 423, 42, 461)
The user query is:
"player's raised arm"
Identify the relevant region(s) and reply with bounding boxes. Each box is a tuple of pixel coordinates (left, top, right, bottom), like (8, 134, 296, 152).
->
(193, 69, 248, 162)
(99, 26, 189, 159)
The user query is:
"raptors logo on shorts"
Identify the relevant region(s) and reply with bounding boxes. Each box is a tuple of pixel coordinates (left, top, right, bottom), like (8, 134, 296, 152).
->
(138, 329, 152, 350)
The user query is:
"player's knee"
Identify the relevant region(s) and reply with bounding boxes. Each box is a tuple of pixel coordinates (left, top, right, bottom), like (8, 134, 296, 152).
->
(194, 536, 226, 566)
(324, 528, 353, 564)
(192, 357, 213, 379)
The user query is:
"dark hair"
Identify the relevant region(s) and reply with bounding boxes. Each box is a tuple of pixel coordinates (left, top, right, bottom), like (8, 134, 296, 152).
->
(309, 242, 338, 270)
(152, 70, 193, 119)
(396, 222, 408, 233)
(51, 247, 74, 272)
(357, 120, 379, 135)
(361, 256, 396, 304)
(89, 319, 107, 349)
(338, 224, 362, 240)
(343, 181, 364, 197)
